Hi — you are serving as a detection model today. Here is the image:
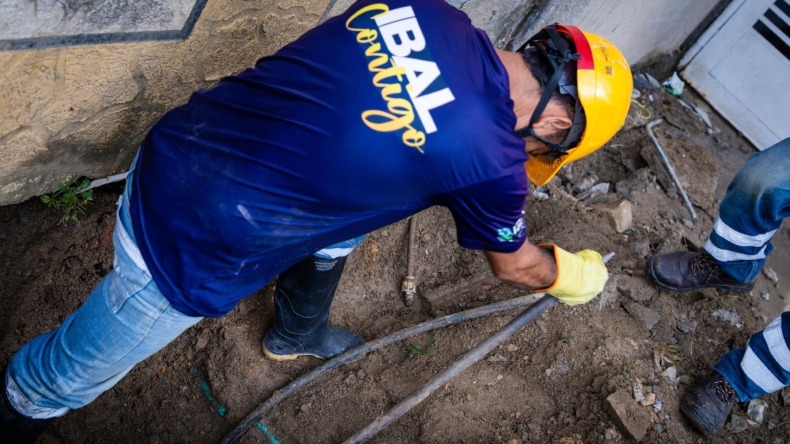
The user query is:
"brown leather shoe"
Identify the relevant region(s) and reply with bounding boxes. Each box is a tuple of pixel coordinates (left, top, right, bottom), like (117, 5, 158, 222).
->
(646, 251, 754, 293)
(680, 373, 739, 436)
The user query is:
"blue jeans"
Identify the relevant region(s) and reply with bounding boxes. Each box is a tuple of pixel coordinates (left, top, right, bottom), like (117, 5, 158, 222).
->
(5, 164, 204, 419)
(703, 138, 790, 282)
(705, 139, 790, 401)
(5, 158, 365, 418)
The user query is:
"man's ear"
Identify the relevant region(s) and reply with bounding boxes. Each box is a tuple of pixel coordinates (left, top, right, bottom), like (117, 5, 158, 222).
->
(532, 115, 572, 132)
(531, 102, 572, 132)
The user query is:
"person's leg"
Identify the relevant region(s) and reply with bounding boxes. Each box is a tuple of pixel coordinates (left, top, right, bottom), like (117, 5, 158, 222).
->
(262, 236, 366, 361)
(714, 311, 790, 401)
(670, 139, 790, 436)
(680, 311, 790, 436)
(2, 163, 202, 442)
(704, 138, 790, 281)
(647, 138, 790, 291)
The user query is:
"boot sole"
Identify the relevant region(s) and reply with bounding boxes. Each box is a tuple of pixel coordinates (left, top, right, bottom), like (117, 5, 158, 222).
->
(646, 257, 754, 293)
(261, 344, 324, 361)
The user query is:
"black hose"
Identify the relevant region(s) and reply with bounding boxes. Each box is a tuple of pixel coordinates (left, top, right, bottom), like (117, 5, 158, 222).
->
(342, 253, 613, 443)
(220, 292, 546, 444)
(342, 296, 558, 444)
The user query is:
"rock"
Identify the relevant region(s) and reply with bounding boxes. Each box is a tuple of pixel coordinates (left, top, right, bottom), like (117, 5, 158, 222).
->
(604, 389, 652, 442)
(505, 344, 518, 352)
(761, 292, 770, 301)
(763, 267, 779, 284)
(590, 199, 633, 233)
(617, 275, 656, 303)
(573, 175, 599, 194)
(487, 354, 507, 363)
(577, 182, 610, 201)
(747, 399, 767, 423)
(195, 335, 209, 350)
(598, 275, 622, 309)
(623, 301, 661, 332)
(533, 190, 549, 200)
(782, 387, 790, 407)
(661, 367, 677, 380)
(604, 427, 622, 440)
(727, 413, 749, 433)
(632, 239, 651, 259)
(712, 309, 742, 328)
(676, 319, 698, 334)
(632, 379, 644, 403)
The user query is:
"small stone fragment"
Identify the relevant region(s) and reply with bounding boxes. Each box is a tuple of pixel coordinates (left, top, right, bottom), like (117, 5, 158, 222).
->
(604, 389, 652, 442)
(763, 267, 779, 284)
(747, 399, 767, 423)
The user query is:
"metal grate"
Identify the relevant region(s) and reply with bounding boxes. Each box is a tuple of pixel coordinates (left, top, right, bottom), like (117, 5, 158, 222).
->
(753, 0, 790, 61)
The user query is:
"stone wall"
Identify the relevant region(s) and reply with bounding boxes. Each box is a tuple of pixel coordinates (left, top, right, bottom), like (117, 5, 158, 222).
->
(0, 0, 722, 205)
(0, 0, 329, 205)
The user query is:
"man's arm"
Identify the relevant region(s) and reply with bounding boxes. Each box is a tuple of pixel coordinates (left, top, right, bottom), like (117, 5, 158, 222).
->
(485, 241, 609, 306)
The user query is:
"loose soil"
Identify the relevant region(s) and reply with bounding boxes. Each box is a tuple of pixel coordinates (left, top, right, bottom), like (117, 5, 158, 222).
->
(2, 84, 789, 444)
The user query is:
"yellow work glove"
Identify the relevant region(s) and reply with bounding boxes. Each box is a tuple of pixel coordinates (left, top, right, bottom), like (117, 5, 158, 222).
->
(536, 244, 608, 306)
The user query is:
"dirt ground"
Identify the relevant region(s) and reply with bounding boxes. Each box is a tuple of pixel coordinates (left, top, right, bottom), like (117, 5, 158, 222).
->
(1, 80, 789, 444)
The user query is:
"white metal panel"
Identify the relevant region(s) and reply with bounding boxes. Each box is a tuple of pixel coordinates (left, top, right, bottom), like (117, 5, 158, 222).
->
(681, 0, 790, 150)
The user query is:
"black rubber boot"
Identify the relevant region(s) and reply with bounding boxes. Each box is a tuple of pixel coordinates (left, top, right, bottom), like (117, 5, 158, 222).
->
(680, 373, 739, 436)
(1, 368, 55, 444)
(262, 256, 364, 361)
(646, 251, 754, 293)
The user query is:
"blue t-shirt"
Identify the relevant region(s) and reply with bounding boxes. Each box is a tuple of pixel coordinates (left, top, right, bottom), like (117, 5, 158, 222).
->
(130, 0, 529, 317)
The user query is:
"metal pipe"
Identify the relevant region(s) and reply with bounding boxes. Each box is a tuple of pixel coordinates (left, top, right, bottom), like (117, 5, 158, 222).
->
(343, 253, 615, 444)
(646, 119, 698, 220)
(401, 217, 417, 306)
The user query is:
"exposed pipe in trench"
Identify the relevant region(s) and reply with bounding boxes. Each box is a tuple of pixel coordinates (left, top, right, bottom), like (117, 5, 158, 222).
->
(342, 252, 615, 444)
(221, 292, 545, 443)
(344, 295, 560, 444)
(646, 119, 698, 221)
(400, 216, 417, 306)
(223, 254, 613, 444)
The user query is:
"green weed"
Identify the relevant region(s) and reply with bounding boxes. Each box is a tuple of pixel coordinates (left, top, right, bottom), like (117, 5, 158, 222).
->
(654, 343, 685, 366)
(40, 176, 94, 224)
(402, 341, 436, 360)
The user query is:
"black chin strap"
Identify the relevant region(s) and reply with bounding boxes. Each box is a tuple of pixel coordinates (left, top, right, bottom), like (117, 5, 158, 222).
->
(514, 56, 567, 152)
(515, 26, 582, 155)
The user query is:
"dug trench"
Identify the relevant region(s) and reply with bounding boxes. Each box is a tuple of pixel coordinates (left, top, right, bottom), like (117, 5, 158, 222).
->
(1, 82, 789, 443)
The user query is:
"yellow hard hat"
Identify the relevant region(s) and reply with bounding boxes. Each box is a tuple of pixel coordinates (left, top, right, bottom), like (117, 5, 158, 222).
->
(518, 24, 633, 186)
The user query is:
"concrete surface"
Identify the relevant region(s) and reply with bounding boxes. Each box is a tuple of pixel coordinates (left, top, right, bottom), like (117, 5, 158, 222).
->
(517, 0, 724, 66)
